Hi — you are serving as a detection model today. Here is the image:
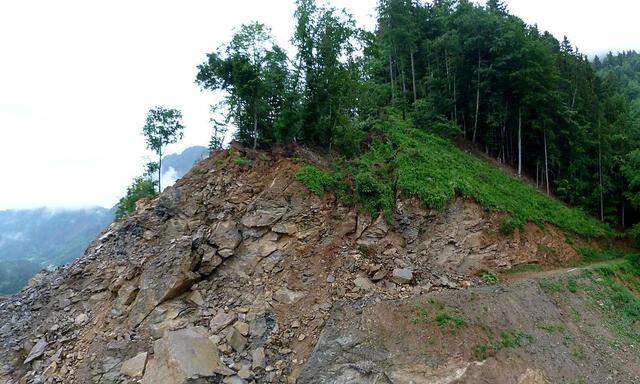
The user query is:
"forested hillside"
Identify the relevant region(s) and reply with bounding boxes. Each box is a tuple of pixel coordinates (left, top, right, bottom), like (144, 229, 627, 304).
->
(196, 0, 640, 235)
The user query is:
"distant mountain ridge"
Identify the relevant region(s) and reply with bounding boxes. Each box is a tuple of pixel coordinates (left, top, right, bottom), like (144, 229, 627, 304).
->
(161, 146, 208, 182)
(0, 146, 209, 295)
(0, 207, 114, 294)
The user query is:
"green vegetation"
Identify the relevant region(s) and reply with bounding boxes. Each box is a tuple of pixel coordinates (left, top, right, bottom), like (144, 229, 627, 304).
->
(500, 216, 525, 236)
(412, 302, 466, 331)
(480, 271, 499, 285)
(296, 165, 344, 197)
(473, 329, 534, 360)
(115, 176, 157, 219)
(142, 106, 185, 192)
(578, 247, 626, 263)
(412, 304, 429, 325)
(195, 0, 640, 232)
(297, 114, 612, 237)
(537, 323, 567, 334)
(630, 224, 640, 247)
(576, 254, 640, 343)
(435, 311, 466, 329)
(234, 157, 253, 168)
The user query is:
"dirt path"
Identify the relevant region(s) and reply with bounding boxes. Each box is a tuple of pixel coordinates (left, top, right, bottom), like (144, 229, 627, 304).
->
(499, 258, 626, 283)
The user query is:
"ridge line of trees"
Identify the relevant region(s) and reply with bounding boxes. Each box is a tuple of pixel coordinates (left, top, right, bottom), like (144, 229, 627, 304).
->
(194, 0, 639, 229)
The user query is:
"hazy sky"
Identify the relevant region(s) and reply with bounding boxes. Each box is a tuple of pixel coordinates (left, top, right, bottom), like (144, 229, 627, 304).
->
(0, 0, 637, 210)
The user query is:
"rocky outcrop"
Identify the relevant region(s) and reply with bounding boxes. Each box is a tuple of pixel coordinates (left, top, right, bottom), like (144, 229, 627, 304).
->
(0, 147, 605, 384)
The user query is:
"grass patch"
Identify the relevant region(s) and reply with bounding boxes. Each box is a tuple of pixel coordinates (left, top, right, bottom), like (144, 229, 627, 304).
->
(480, 270, 499, 284)
(235, 157, 253, 167)
(578, 247, 626, 263)
(500, 216, 525, 235)
(435, 311, 466, 329)
(537, 323, 567, 333)
(412, 302, 466, 331)
(412, 304, 430, 325)
(473, 329, 534, 360)
(584, 256, 640, 343)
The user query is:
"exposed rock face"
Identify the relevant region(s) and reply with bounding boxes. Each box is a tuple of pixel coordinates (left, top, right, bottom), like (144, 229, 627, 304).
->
(0, 147, 622, 384)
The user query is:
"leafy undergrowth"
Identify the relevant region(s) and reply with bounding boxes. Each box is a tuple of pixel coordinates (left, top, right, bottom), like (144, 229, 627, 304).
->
(582, 254, 640, 343)
(297, 112, 612, 238)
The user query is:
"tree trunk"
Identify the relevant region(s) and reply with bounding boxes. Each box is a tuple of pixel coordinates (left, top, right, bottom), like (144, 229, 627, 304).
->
(452, 71, 458, 125)
(544, 130, 550, 196)
(410, 51, 417, 104)
(571, 86, 577, 109)
(472, 53, 481, 144)
(253, 104, 258, 150)
(598, 130, 604, 221)
(536, 160, 539, 188)
(517, 107, 522, 177)
(158, 149, 162, 193)
(389, 55, 395, 102)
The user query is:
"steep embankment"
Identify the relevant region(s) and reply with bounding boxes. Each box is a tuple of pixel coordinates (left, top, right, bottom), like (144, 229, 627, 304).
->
(0, 143, 637, 384)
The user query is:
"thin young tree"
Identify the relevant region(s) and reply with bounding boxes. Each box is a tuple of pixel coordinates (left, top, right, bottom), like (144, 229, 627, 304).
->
(142, 106, 185, 192)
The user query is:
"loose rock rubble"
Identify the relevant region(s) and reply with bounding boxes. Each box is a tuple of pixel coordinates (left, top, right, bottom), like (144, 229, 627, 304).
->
(0, 146, 588, 384)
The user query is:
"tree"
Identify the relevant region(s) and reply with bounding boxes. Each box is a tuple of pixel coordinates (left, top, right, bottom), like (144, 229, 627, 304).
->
(208, 104, 227, 152)
(142, 106, 184, 192)
(197, 22, 290, 148)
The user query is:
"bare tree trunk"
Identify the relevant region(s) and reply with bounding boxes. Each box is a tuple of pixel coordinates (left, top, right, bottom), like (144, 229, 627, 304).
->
(410, 51, 417, 104)
(253, 104, 258, 150)
(389, 55, 395, 102)
(473, 53, 481, 144)
(401, 68, 407, 98)
(571, 86, 577, 109)
(518, 107, 522, 177)
(158, 149, 162, 193)
(544, 131, 550, 196)
(598, 130, 604, 221)
(453, 71, 458, 125)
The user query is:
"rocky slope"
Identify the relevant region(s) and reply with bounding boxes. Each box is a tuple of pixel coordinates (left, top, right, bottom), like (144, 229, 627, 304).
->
(1, 146, 637, 384)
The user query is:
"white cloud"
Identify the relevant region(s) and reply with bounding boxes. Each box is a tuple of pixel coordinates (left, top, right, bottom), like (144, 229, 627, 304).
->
(0, 0, 636, 209)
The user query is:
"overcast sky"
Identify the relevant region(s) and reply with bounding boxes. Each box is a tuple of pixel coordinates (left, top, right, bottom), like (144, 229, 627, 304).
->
(0, 0, 638, 210)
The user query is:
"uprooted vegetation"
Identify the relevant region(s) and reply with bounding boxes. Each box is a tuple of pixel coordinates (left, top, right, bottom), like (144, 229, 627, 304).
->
(297, 112, 613, 238)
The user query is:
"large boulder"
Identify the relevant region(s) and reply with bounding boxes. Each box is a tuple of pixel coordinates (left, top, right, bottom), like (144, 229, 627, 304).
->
(142, 327, 229, 384)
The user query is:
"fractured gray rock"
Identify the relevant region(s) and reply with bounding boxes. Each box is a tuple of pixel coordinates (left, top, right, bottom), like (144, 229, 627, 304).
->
(392, 268, 413, 284)
(23, 338, 47, 364)
(120, 352, 147, 377)
(142, 327, 227, 384)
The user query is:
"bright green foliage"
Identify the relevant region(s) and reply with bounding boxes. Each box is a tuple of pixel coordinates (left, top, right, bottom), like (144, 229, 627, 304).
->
(296, 165, 344, 196)
(115, 176, 158, 220)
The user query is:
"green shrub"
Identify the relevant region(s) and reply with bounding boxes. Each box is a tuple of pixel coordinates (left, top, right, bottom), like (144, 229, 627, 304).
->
(115, 176, 158, 219)
(500, 216, 525, 235)
(578, 247, 625, 263)
(235, 157, 252, 167)
(630, 224, 640, 248)
(354, 172, 394, 220)
(333, 120, 365, 157)
(480, 271, 499, 284)
(296, 165, 342, 196)
(435, 311, 466, 329)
